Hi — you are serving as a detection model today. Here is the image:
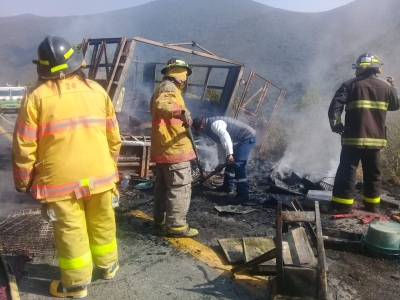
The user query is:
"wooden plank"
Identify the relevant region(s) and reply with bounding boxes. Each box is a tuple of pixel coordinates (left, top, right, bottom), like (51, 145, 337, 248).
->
(0, 250, 20, 300)
(292, 199, 317, 247)
(282, 211, 315, 222)
(276, 201, 284, 292)
(217, 238, 244, 264)
(242, 237, 276, 266)
(231, 248, 277, 273)
(282, 266, 318, 299)
(315, 201, 328, 299)
(140, 146, 146, 177)
(282, 241, 293, 264)
(282, 227, 314, 265)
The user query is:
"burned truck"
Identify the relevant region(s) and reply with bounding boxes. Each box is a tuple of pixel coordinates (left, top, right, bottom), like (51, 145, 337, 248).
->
(80, 37, 285, 178)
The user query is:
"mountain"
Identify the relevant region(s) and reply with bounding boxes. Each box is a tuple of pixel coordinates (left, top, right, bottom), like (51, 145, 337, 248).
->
(0, 0, 400, 102)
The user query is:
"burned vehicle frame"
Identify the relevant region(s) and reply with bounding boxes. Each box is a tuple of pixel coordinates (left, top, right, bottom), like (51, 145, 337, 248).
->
(80, 36, 285, 178)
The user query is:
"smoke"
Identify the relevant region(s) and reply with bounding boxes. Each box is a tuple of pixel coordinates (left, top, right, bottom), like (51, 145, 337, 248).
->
(276, 89, 341, 181)
(194, 133, 224, 172)
(274, 3, 400, 181)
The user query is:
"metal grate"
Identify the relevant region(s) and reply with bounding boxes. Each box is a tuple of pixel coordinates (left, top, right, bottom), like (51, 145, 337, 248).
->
(317, 177, 334, 191)
(0, 209, 55, 259)
(234, 71, 285, 158)
(236, 109, 269, 156)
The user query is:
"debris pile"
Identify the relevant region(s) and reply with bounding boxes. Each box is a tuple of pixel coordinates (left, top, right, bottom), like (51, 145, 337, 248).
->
(218, 201, 328, 299)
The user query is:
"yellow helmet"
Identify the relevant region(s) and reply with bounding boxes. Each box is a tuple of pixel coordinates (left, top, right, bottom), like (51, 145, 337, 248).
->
(161, 56, 192, 76)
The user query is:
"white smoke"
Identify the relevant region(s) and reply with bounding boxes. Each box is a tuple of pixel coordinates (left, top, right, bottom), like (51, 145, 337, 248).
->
(276, 90, 341, 181)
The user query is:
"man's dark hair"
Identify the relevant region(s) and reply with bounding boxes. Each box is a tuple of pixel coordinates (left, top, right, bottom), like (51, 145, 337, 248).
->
(192, 117, 204, 131)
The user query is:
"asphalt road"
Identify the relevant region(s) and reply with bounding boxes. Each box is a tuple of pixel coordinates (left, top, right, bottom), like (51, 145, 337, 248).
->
(16, 215, 266, 300)
(0, 113, 266, 300)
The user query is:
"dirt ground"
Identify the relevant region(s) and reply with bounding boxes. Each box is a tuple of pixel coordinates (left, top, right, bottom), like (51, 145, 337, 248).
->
(117, 173, 400, 300)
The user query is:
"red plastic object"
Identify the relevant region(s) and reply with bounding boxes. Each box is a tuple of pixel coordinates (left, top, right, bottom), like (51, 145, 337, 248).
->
(0, 286, 7, 300)
(332, 209, 390, 224)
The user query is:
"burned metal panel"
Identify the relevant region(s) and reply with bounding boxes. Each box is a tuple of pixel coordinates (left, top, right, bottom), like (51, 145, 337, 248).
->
(132, 37, 243, 65)
(130, 37, 245, 118)
(130, 61, 243, 118)
(142, 63, 157, 95)
(235, 71, 285, 157)
(220, 65, 244, 115)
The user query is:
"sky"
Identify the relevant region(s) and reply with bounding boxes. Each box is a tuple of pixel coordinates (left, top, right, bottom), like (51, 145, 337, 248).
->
(0, 0, 355, 17)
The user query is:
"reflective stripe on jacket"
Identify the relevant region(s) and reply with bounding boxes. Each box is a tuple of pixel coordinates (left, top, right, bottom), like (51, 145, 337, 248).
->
(328, 72, 400, 149)
(12, 75, 121, 201)
(150, 80, 195, 163)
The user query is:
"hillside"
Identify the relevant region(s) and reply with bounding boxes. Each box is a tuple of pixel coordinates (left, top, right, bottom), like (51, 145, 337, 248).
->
(0, 0, 400, 102)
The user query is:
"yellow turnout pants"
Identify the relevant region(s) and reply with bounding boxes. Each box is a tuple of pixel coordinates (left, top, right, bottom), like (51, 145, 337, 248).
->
(47, 188, 118, 287)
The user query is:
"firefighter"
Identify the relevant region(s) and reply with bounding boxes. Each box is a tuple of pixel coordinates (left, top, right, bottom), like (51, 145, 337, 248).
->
(151, 56, 198, 238)
(328, 52, 399, 213)
(12, 35, 121, 298)
(192, 116, 256, 204)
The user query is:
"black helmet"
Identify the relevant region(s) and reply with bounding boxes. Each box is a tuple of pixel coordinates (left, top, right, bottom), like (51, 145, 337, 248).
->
(352, 52, 383, 69)
(34, 35, 83, 79)
(161, 56, 192, 76)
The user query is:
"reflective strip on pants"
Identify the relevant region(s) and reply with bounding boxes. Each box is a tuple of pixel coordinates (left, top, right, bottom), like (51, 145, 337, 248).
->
(332, 196, 354, 205)
(59, 252, 92, 270)
(90, 238, 117, 256)
(50, 188, 118, 287)
(224, 171, 235, 178)
(363, 196, 380, 204)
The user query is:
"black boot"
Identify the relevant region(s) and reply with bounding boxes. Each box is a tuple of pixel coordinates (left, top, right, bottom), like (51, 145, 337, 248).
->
(321, 201, 353, 214)
(363, 201, 380, 213)
(213, 185, 234, 194)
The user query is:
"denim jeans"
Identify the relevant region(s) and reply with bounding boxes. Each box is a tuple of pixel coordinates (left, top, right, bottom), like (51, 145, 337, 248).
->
(224, 136, 256, 196)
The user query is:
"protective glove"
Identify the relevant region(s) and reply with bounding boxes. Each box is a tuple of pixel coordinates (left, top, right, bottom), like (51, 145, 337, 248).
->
(331, 123, 348, 135)
(387, 77, 395, 86)
(41, 204, 58, 222)
(180, 111, 193, 128)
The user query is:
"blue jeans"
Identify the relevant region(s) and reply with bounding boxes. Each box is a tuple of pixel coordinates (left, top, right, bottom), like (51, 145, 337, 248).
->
(224, 136, 256, 197)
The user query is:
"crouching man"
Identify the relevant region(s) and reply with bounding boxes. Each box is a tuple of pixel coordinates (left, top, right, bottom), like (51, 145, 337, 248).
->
(192, 116, 256, 204)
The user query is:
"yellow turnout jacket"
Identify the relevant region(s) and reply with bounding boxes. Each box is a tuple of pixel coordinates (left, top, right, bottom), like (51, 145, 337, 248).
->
(12, 75, 121, 201)
(150, 80, 195, 163)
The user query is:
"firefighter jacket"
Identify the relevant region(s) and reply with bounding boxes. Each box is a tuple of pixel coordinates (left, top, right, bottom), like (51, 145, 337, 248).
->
(12, 75, 121, 201)
(328, 72, 400, 149)
(150, 80, 195, 163)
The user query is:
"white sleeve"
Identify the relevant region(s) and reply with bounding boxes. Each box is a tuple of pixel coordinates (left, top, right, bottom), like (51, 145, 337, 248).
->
(210, 120, 233, 157)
